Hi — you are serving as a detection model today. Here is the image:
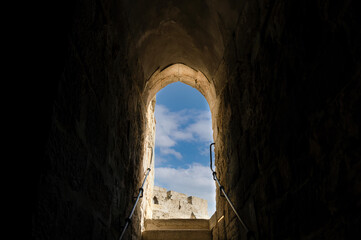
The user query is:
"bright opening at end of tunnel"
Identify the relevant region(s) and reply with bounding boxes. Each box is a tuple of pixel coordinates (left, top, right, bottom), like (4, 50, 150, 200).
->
(153, 82, 216, 218)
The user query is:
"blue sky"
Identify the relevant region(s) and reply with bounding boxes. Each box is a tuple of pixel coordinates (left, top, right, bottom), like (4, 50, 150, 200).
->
(153, 82, 216, 217)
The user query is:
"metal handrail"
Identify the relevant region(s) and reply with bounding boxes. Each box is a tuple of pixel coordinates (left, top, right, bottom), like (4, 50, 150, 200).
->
(119, 147, 154, 240)
(210, 143, 253, 237)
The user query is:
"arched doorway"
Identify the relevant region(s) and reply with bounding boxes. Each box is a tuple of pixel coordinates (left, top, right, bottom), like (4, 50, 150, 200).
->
(140, 63, 219, 230)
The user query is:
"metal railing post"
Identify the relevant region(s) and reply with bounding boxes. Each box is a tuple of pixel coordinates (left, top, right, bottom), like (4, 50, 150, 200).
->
(119, 146, 153, 240)
(210, 143, 254, 239)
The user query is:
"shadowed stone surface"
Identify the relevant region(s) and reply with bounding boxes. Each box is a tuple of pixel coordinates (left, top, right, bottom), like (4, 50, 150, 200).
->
(144, 219, 210, 230)
(211, 1, 361, 239)
(142, 229, 211, 240)
(33, 0, 360, 239)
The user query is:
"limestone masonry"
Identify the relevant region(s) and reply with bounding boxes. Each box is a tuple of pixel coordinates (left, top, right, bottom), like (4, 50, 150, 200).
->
(151, 186, 208, 219)
(33, 1, 361, 239)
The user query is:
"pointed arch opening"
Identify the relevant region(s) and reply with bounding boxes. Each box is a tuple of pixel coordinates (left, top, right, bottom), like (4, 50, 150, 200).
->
(139, 63, 219, 230)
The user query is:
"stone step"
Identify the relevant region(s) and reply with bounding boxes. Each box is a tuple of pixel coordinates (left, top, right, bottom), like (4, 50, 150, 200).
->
(142, 229, 211, 240)
(144, 219, 210, 230)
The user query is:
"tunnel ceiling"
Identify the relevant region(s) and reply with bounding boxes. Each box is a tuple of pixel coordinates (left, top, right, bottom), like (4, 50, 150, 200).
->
(123, 0, 242, 81)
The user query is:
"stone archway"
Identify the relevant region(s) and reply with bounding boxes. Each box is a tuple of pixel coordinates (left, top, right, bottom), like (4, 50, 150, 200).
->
(144, 63, 218, 138)
(139, 63, 219, 230)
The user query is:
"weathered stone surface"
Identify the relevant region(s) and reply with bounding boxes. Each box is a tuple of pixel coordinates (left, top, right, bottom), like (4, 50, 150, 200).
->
(33, 0, 360, 240)
(144, 219, 209, 230)
(32, 1, 147, 239)
(142, 229, 212, 240)
(152, 186, 208, 219)
(142, 219, 211, 240)
(212, 1, 361, 239)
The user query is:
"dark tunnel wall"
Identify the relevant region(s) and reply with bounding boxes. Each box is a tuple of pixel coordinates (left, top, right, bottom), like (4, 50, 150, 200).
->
(32, 0, 148, 239)
(32, 0, 361, 239)
(213, 0, 361, 239)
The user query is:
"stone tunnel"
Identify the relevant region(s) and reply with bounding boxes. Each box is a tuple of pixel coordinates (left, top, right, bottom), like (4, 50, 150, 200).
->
(32, 0, 360, 239)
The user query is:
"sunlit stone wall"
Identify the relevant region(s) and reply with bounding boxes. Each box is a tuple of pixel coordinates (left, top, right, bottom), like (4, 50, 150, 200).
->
(151, 186, 208, 219)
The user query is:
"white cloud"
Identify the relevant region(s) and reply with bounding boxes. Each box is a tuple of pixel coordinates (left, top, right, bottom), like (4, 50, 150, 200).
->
(155, 133, 176, 148)
(199, 144, 211, 156)
(160, 148, 182, 159)
(154, 163, 216, 217)
(154, 156, 168, 166)
(154, 104, 213, 161)
(186, 119, 213, 141)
